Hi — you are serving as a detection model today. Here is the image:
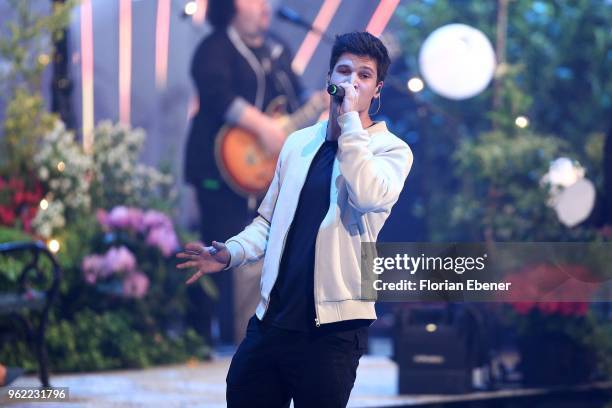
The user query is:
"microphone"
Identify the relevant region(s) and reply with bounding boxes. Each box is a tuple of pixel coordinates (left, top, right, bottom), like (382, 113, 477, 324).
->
(327, 84, 345, 100)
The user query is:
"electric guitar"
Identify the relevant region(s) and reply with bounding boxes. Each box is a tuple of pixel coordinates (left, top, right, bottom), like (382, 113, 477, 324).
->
(214, 92, 328, 198)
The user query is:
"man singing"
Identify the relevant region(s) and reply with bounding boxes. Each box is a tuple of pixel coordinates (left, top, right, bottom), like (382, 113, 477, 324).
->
(178, 32, 413, 407)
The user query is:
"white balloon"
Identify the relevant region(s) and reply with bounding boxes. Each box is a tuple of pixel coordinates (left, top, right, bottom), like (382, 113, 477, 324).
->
(419, 24, 496, 100)
(554, 179, 596, 228)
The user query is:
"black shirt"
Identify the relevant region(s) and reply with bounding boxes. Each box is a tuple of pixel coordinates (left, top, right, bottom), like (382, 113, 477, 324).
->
(262, 139, 373, 333)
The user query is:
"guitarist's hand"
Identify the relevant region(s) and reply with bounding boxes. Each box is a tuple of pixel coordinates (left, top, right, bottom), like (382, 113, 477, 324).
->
(310, 90, 331, 111)
(257, 116, 286, 157)
(176, 241, 230, 285)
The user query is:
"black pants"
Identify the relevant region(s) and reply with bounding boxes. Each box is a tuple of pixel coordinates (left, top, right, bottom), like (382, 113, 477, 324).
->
(226, 315, 368, 408)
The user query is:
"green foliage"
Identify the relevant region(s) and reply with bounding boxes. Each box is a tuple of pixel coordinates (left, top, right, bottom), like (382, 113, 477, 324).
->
(1, 89, 57, 175)
(0, 309, 209, 372)
(583, 316, 612, 379)
(450, 130, 576, 241)
(393, 0, 612, 381)
(393, 0, 611, 241)
(0, 0, 210, 374)
(0, 0, 73, 90)
(0, 226, 35, 286)
(0, 217, 211, 371)
(0, 0, 75, 176)
(0, 221, 211, 372)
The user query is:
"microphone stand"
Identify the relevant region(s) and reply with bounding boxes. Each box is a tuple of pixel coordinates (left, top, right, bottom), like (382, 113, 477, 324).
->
(276, 6, 335, 44)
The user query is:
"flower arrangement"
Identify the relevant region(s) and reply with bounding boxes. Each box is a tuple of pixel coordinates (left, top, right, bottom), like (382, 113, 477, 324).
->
(0, 0, 210, 371)
(81, 206, 180, 299)
(30, 120, 176, 239)
(32, 121, 93, 238)
(96, 206, 180, 257)
(0, 175, 43, 232)
(505, 263, 595, 318)
(82, 246, 149, 299)
(504, 263, 601, 385)
(89, 121, 175, 210)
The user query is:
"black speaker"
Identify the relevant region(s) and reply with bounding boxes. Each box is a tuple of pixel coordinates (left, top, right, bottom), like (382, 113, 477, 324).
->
(393, 304, 487, 394)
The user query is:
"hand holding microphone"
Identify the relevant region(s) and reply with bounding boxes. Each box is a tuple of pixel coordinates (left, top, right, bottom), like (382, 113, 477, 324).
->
(327, 83, 345, 100)
(327, 82, 359, 116)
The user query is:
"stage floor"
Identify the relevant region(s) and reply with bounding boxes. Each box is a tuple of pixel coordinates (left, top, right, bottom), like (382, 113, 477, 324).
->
(2, 344, 611, 407)
(2, 354, 414, 407)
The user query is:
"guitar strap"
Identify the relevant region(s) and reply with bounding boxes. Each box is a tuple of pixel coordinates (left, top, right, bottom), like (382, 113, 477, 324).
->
(266, 36, 301, 112)
(227, 26, 266, 110)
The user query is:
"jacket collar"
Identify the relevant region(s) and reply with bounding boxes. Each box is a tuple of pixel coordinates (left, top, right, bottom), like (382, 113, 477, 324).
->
(319, 118, 389, 142)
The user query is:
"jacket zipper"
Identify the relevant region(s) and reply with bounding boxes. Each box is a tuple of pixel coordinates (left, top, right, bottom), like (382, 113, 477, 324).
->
(313, 228, 322, 327)
(261, 155, 315, 317)
(262, 135, 326, 323)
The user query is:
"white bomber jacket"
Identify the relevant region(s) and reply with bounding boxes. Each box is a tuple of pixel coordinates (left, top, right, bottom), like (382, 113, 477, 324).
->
(224, 111, 413, 326)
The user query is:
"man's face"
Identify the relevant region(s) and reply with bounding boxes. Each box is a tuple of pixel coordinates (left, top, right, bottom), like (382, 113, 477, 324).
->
(328, 52, 381, 114)
(234, 0, 271, 36)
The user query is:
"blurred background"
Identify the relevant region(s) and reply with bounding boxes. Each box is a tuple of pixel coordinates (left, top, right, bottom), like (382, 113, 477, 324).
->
(0, 0, 611, 406)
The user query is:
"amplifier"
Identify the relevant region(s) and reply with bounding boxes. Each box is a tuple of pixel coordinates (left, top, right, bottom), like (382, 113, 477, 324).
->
(393, 305, 485, 394)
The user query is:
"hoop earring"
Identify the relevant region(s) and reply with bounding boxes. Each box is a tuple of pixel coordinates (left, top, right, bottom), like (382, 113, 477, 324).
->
(369, 93, 382, 116)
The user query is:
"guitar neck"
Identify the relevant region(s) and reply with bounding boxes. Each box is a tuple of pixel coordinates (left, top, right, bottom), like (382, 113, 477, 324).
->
(282, 97, 326, 134)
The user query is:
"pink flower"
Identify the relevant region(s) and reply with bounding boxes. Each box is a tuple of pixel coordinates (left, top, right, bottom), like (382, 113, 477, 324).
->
(127, 207, 145, 232)
(122, 271, 149, 298)
(107, 206, 130, 229)
(146, 226, 179, 257)
(104, 246, 137, 274)
(82, 254, 106, 284)
(142, 210, 172, 230)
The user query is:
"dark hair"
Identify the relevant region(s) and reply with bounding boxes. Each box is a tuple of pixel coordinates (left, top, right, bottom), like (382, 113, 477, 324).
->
(207, 0, 236, 29)
(329, 32, 391, 83)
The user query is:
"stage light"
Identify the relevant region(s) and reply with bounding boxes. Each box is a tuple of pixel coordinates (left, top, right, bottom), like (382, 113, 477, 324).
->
(184, 1, 197, 16)
(407, 77, 424, 93)
(425, 323, 437, 332)
(38, 54, 50, 66)
(48, 239, 60, 253)
(419, 24, 496, 100)
(515, 116, 529, 128)
(40, 199, 49, 210)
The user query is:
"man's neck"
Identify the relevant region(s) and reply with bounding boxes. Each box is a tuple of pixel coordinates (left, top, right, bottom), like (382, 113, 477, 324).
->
(326, 109, 373, 141)
(232, 24, 264, 47)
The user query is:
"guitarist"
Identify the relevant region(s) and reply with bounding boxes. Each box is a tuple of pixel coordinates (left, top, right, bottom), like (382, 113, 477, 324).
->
(184, 0, 310, 345)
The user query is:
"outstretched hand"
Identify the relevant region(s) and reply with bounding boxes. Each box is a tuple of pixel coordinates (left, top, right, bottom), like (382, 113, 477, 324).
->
(176, 241, 230, 285)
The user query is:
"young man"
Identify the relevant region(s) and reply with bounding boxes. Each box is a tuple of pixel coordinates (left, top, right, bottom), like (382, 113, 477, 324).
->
(178, 32, 413, 407)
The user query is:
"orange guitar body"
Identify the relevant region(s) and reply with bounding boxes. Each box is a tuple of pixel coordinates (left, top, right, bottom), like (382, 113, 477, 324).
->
(215, 95, 325, 198)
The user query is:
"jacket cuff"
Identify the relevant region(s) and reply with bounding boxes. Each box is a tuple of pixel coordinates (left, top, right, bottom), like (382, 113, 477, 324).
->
(224, 239, 245, 270)
(337, 111, 363, 135)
